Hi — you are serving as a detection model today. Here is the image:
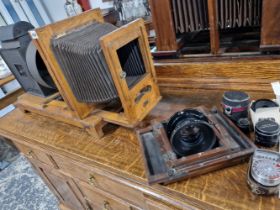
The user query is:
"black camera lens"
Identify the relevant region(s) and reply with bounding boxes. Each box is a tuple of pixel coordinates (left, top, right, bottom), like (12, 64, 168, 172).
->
(167, 109, 217, 157)
(166, 109, 208, 138)
(237, 118, 250, 134)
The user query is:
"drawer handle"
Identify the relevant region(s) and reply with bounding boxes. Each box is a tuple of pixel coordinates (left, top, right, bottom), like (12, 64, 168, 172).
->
(103, 201, 112, 210)
(27, 150, 34, 158)
(88, 174, 97, 186)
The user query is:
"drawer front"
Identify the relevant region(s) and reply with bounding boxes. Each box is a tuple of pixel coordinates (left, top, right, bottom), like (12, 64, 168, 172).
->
(144, 195, 198, 210)
(146, 199, 181, 210)
(79, 181, 133, 210)
(14, 142, 59, 168)
(53, 155, 145, 208)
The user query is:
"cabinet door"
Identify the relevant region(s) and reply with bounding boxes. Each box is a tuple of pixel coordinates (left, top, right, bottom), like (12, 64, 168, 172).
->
(33, 163, 86, 210)
(15, 142, 59, 168)
(53, 154, 145, 208)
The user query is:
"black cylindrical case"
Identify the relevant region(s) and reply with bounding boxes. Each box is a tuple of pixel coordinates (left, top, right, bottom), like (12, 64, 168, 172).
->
(255, 119, 280, 147)
(222, 91, 250, 122)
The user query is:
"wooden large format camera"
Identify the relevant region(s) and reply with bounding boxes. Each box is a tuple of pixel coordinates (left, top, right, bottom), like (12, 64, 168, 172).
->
(16, 9, 161, 138)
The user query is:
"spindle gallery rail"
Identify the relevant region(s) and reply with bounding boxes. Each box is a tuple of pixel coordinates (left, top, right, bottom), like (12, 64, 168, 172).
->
(149, 0, 280, 57)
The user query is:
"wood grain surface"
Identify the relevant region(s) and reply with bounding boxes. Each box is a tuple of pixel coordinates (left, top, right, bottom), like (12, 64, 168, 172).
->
(207, 0, 220, 54)
(0, 88, 23, 110)
(155, 59, 280, 96)
(0, 92, 279, 210)
(0, 75, 14, 87)
(148, 0, 178, 52)
(261, 0, 280, 50)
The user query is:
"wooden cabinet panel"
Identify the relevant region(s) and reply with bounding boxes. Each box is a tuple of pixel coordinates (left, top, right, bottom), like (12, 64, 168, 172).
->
(149, 0, 178, 52)
(79, 181, 136, 210)
(261, 0, 280, 50)
(15, 138, 198, 210)
(1, 96, 280, 210)
(53, 155, 145, 208)
(15, 142, 59, 168)
(31, 161, 86, 210)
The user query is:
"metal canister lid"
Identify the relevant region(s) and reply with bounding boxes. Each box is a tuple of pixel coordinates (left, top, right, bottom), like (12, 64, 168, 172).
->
(255, 119, 280, 137)
(222, 91, 250, 105)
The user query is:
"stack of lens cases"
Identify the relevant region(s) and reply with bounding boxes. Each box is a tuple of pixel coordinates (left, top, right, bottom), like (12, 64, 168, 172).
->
(222, 91, 280, 147)
(250, 99, 280, 147)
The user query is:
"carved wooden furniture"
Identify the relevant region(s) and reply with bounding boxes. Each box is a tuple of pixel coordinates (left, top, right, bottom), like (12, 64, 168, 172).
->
(0, 92, 279, 210)
(149, 0, 280, 57)
(16, 9, 161, 138)
(149, 2, 280, 108)
(1, 3, 279, 209)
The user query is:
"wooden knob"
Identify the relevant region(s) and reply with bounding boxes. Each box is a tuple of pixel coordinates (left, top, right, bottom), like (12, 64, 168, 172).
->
(27, 150, 34, 158)
(103, 201, 111, 210)
(88, 174, 97, 186)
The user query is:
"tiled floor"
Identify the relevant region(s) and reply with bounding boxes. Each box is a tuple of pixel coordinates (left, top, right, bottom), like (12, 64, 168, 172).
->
(0, 138, 18, 170)
(0, 139, 59, 210)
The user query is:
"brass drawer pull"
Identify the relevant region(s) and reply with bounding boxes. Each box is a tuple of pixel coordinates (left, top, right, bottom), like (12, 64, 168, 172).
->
(88, 174, 97, 186)
(103, 201, 112, 210)
(27, 150, 34, 158)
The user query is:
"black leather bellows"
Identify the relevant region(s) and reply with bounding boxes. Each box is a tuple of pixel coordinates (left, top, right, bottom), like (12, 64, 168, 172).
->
(51, 21, 146, 103)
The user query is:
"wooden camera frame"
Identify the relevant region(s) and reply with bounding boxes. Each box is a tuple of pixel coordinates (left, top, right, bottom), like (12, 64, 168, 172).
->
(16, 9, 161, 138)
(137, 106, 256, 185)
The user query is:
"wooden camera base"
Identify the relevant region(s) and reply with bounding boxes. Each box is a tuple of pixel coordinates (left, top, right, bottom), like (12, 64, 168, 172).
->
(16, 92, 161, 138)
(16, 93, 105, 138)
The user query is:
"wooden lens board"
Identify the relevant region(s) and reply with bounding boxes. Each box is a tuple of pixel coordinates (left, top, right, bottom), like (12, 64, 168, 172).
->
(137, 106, 256, 185)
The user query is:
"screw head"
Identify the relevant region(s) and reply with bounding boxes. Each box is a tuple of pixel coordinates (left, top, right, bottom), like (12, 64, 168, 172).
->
(120, 71, 126, 79)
